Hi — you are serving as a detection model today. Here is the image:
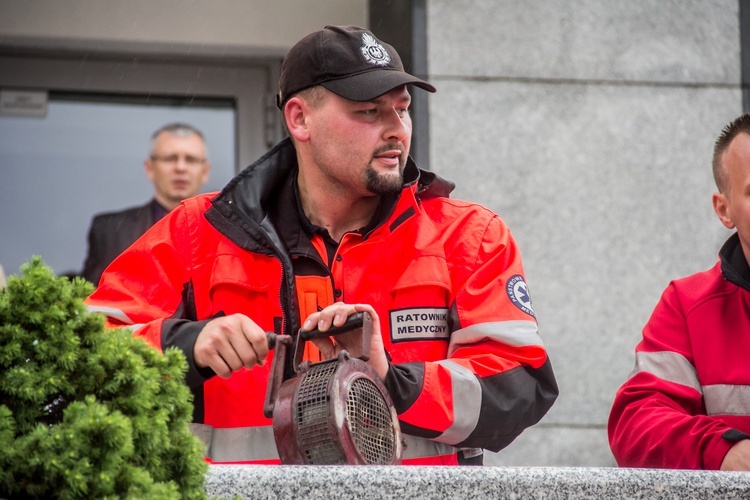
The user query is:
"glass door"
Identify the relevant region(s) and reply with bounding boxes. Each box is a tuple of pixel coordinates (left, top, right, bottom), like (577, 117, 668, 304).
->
(0, 93, 236, 277)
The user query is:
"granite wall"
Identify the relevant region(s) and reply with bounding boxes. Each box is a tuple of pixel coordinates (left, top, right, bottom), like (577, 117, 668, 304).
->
(204, 465, 750, 499)
(425, 0, 742, 466)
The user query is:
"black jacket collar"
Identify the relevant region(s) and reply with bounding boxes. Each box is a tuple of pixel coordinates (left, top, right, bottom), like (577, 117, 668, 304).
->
(211, 137, 453, 226)
(207, 137, 455, 256)
(720, 232, 750, 292)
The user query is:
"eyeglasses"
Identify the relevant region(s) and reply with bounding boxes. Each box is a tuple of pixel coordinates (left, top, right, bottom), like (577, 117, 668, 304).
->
(150, 154, 206, 166)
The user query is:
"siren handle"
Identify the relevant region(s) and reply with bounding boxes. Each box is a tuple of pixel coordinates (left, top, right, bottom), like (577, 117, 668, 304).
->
(298, 312, 365, 340)
(294, 312, 372, 372)
(263, 332, 292, 418)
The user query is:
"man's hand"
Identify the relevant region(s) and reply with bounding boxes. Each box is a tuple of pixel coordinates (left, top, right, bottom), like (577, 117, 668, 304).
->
(302, 302, 389, 380)
(193, 313, 270, 378)
(721, 439, 750, 470)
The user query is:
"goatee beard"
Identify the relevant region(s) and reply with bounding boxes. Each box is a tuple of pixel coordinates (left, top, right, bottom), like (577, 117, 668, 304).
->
(366, 144, 405, 194)
(365, 165, 403, 194)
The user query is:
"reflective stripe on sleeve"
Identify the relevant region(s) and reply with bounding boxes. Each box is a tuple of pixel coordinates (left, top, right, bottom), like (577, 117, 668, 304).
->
(188, 423, 457, 463)
(86, 305, 134, 324)
(631, 353, 750, 416)
(434, 359, 482, 445)
(401, 434, 458, 460)
(448, 320, 542, 357)
(189, 424, 279, 462)
(630, 351, 701, 393)
(703, 385, 750, 416)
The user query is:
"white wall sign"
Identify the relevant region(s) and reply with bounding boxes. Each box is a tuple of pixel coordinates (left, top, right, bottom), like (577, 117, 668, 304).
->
(0, 90, 48, 117)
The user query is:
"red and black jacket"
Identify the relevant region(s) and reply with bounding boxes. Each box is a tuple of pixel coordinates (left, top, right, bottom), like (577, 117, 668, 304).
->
(87, 138, 558, 464)
(609, 233, 750, 469)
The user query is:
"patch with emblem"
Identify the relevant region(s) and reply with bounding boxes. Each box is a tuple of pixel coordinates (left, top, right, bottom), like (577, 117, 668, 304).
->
(506, 274, 535, 318)
(361, 33, 391, 66)
(389, 307, 450, 342)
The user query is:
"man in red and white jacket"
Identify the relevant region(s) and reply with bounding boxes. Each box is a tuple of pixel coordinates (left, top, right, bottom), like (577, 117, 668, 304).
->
(609, 112, 750, 470)
(86, 25, 557, 465)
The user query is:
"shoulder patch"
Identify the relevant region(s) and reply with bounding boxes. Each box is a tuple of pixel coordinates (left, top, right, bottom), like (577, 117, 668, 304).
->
(506, 274, 535, 318)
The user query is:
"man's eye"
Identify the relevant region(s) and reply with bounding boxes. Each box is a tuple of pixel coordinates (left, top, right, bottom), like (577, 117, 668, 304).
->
(361, 109, 377, 115)
(397, 108, 410, 117)
(185, 156, 205, 165)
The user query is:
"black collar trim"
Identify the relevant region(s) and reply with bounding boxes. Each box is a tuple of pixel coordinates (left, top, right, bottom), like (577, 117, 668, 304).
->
(720, 232, 750, 292)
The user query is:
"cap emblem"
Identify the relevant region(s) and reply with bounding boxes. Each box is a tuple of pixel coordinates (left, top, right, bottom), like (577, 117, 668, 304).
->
(360, 33, 391, 66)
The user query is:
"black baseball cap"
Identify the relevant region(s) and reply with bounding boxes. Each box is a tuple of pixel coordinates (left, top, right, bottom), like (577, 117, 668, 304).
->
(276, 25, 436, 109)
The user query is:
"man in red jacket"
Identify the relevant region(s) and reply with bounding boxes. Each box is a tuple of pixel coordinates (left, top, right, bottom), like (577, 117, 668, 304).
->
(86, 25, 557, 465)
(609, 112, 750, 470)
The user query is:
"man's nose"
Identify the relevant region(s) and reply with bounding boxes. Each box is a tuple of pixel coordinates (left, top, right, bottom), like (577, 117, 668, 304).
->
(174, 157, 190, 170)
(383, 110, 410, 142)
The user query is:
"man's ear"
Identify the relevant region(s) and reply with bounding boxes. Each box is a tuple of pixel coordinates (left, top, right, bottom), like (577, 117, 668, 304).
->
(284, 97, 311, 143)
(713, 191, 736, 230)
(144, 158, 156, 182)
(200, 160, 211, 186)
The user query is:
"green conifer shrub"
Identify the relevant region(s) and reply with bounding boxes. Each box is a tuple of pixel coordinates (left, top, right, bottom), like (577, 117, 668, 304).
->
(0, 258, 208, 499)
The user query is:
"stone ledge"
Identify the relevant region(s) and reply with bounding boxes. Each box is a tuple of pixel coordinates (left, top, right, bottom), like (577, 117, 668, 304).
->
(205, 465, 750, 499)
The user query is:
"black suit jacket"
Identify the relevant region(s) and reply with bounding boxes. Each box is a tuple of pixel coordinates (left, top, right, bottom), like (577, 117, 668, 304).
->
(81, 200, 157, 285)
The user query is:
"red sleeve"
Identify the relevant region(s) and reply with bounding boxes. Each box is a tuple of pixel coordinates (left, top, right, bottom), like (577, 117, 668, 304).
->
(85, 203, 194, 351)
(387, 214, 558, 452)
(608, 282, 735, 469)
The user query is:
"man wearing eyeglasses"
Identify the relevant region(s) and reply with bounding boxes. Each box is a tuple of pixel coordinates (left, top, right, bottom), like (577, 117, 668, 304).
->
(81, 122, 211, 285)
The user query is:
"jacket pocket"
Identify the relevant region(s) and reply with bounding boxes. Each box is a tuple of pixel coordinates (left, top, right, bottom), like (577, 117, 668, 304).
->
(386, 255, 453, 351)
(208, 254, 278, 320)
(391, 255, 453, 308)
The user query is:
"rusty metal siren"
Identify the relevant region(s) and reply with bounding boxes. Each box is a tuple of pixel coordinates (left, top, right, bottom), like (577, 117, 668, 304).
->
(264, 312, 403, 465)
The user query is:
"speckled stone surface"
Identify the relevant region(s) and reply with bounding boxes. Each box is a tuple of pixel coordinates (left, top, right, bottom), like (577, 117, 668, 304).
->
(205, 465, 750, 499)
